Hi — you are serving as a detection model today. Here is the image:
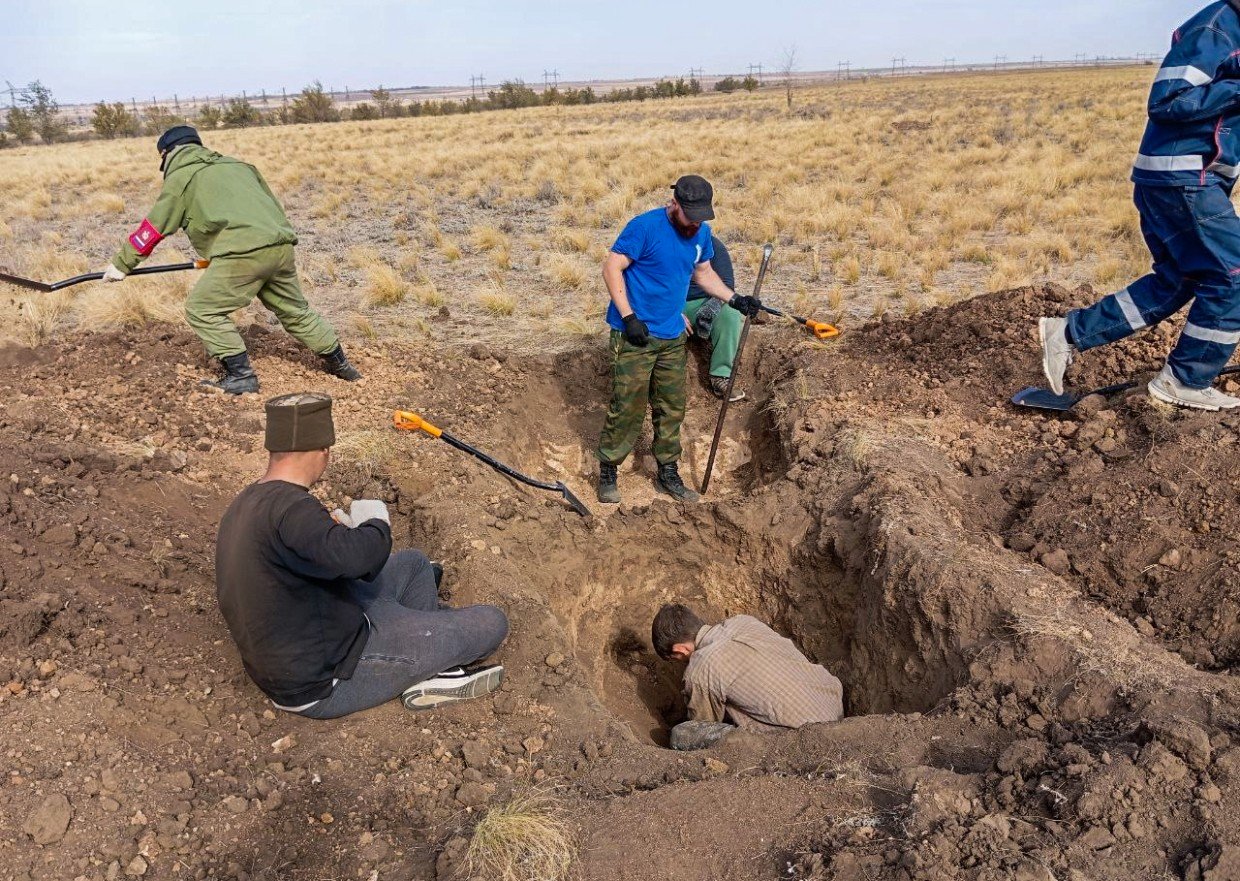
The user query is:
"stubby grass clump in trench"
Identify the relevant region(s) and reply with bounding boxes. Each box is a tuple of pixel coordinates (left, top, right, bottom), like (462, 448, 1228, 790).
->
(464, 789, 576, 881)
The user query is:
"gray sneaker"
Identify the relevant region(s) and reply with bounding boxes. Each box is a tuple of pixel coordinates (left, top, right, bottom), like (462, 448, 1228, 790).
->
(709, 375, 746, 402)
(1147, 365, 1240, 411)
(1039, 317, 1075, 396)
(669, 720, 736, 750)
(401, 665, 504, 711)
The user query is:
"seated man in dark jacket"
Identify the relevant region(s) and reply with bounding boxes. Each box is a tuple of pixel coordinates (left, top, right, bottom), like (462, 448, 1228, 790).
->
(684, 235, 748, 402)
(215, 392, 508, 718)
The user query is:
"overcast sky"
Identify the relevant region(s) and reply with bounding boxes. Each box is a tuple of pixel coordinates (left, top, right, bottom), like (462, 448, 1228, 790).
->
(3, 0, 1207, 104)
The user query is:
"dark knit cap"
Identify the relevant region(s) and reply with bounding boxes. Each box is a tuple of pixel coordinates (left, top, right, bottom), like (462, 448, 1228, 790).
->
(156, 125, 202, 155)
(264, 393, 335, 452)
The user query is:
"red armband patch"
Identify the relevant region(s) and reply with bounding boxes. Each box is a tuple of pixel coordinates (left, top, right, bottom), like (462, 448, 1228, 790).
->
(127, 219, 164, 257)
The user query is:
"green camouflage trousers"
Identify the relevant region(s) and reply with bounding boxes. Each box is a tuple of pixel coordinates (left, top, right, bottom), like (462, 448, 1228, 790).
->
(185, 243, 339, 358)
(597, 330, 688, 466)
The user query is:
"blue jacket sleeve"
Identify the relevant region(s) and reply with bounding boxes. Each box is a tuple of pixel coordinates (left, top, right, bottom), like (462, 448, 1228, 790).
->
(1148, 23, 1240, 123)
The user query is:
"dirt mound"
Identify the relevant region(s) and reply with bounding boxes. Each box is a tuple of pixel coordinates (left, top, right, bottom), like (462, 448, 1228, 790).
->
(828, 284, 1240, 668)
(2, 297, 1240, 881)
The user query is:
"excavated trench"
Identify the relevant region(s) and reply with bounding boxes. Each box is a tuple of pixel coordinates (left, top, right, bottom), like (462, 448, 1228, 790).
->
(435, 345, 991, 747)
(385, 337, 1028, 749)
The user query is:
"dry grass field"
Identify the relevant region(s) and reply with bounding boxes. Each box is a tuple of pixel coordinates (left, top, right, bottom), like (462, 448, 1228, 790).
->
(0, 66, 1154, 350)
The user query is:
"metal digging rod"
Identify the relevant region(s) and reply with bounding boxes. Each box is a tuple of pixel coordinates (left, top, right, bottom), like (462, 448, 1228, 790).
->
(701, 242, 774, 495)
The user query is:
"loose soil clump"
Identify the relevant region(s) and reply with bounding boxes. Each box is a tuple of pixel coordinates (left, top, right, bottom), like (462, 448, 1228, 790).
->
(1, 289, 1238, 881)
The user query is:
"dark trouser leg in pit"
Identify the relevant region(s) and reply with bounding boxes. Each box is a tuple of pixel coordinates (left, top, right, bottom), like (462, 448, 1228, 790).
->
(299, 551, 508, 719)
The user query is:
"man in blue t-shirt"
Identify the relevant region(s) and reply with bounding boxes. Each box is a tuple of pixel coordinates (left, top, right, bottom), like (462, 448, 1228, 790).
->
(596, 175, 762, 504)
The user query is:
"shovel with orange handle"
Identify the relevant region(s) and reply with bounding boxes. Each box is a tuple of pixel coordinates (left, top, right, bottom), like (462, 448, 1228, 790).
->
(0, 259, 210, 293)
(759, 304, 839, 340)
(393, 410, 592, 518)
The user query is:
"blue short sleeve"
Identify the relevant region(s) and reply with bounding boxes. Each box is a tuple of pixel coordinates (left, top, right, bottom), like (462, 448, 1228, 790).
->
(698, 227, 715, 264)
(611, 215, 648, 261)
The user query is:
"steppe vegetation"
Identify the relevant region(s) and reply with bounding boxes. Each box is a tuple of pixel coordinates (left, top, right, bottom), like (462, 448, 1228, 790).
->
(0, 67, 1153, 350)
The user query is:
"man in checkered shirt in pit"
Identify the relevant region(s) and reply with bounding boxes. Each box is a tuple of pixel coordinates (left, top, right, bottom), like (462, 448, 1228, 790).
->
(651, 603, 844, 750)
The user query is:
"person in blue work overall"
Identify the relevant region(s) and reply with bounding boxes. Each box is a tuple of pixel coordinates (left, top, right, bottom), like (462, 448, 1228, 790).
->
(1040, 0, 1240, 411)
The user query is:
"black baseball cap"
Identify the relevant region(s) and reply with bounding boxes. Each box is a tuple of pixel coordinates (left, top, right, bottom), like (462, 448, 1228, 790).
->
(671, 174, 715, 222)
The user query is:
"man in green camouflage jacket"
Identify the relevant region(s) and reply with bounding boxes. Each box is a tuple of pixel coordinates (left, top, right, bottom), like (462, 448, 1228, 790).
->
(102, 125, 360, 394)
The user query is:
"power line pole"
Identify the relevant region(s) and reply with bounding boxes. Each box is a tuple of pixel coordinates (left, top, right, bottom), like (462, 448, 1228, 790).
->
(4, 81, 19, 108)
(891, 57, 906, 76)
(748, 63, 764, 83)
(943, 58, 956, 73)
(542, 69, 560, 90)
(836, 61, 850, 81)
(689, 67, 704, 80)
(993, 54, 1007, 70)
(470, 74, 486, 99)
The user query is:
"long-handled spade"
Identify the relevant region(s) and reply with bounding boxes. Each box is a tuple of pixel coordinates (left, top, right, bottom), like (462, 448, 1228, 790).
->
(701, 242, 774, 495)
(0, 260, 210, 293)
(393, 410, 593, 517)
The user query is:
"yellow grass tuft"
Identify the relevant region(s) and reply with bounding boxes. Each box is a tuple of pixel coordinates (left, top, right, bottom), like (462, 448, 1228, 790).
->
(363, 263, 409, 307)
(478, 287, 516, 317)
(9, 292, 75, 347)
(546, 255, 589, 290)
(348, 246, 384, 269)
(76, 279, 186, 331)
(557, 229, 592, 253)
(472, 225, 510, 252)
(89, 193, 126, 215)
(464, 790, 576, 881)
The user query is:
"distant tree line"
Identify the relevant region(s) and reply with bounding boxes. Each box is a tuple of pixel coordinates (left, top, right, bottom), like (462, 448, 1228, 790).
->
(713, 75, 761, 93)
(1, 76, 717, 148)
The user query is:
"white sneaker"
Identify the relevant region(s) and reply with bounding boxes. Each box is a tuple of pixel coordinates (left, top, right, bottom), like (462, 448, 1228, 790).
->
(1147, 365, 1240, 411)
(400, 665, 504, 711)
(1039, 317, 1075, 396)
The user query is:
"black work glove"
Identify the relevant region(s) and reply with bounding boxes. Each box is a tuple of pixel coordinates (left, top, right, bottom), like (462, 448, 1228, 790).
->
(728, 294, 762, 318)
(622, 314, 649, 347)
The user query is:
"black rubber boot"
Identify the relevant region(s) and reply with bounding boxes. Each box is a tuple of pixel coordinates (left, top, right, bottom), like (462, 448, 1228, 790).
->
(597, 462, 620, 504)
(201, 351, 259, 395)
(655, 462, 699, 502)
(321, 344, 362, 381)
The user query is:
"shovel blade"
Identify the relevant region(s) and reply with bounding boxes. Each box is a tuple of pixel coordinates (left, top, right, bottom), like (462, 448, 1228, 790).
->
(556, 482, 593, 518)
(0, 271, 52, 293)
(1011, 387, 1082, 412)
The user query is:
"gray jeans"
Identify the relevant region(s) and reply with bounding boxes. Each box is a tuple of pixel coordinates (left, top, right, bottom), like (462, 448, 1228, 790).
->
(299, 550, 508, 719)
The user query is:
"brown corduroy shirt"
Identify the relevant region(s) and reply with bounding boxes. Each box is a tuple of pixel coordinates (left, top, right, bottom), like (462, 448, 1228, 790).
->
(683, 616, 844, 731)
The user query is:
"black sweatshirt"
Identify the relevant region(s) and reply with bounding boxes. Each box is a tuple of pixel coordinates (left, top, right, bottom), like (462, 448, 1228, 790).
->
(215, 480, 392, 705)
(686, 236, 735, 300)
